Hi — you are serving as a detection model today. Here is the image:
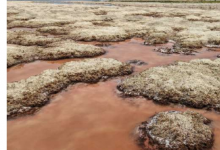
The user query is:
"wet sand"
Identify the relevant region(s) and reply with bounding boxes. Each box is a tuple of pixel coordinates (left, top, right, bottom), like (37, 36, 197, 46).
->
(7, 38, 220, 82)
(7, 38, 220, 150)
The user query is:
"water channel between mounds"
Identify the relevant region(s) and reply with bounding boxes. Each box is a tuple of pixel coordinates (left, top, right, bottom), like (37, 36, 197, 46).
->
(7, 38, 220, 150)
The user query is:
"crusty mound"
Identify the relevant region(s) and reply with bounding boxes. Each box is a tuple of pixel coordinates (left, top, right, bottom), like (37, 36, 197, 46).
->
(7, 58, 133, 118)
(138, 111, 213, 150)
(7, 40, 105, 67)
(118, 59, 220, 111)
(7, 30, 59, 46)
(68, 27, 130, 42)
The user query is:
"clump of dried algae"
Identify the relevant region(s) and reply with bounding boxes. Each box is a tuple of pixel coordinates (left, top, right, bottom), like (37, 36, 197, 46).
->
(7, 58, 133, 119)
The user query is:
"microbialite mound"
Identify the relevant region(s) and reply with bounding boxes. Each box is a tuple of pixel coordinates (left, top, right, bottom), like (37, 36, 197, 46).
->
(7, 58, 133, 119)
(118, 59, 220, 111)
(137, 111, 213, 150)
(7, 40, 105, 67)
(7, 2, 220, 54)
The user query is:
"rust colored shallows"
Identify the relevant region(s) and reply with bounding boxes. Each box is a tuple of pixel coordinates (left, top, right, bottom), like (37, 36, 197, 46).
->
(7, 38, 220, 150)
(7, 80, 220, 150)
(7, 38, 220, 82)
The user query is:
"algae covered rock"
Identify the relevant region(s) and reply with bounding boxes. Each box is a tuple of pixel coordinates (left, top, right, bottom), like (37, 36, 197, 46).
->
(118, 59, 220, 111)
(138, 111, 213, 150)
(7, 58, 133, 118)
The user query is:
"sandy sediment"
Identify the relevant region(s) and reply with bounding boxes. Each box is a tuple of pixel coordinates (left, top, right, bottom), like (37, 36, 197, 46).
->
(7, 58, 133, 119)
(138, 111, 213, 150)
(7, 40, 105, 67)
(118, 59, 220, 111)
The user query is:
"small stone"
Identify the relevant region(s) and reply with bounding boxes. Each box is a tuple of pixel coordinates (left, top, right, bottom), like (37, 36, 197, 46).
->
(126, 60, 147, 66)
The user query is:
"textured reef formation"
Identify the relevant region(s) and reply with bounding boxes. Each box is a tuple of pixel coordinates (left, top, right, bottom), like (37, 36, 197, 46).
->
(137, 111, 213, 150)
(118, 59, 220, 111)
(7, 58, 132, 118)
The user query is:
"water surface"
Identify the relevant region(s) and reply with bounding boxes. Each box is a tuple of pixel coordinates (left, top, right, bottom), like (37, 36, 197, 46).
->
(7, 38, 220, 150)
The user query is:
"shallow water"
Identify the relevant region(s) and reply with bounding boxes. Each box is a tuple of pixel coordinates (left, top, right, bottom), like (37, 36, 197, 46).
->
(7, 80, 220, 150)
(7, 38, 220, 150)
(7, 38, 220, 82)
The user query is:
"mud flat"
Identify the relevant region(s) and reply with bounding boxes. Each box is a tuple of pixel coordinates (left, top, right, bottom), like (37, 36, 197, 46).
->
(7, 58, 132, 119)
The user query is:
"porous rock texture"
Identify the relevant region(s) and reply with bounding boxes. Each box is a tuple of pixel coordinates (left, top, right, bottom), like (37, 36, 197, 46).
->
(7, 41, 105, 67)
(126, 60, 147, 66)
(7, 30, 59, 46)
(153, 46, 196, 55)
(118, 59, 220, 111)
(7, 58, 133, 119)
(7, 2, 220, 54)
(138, 111, 213, 150)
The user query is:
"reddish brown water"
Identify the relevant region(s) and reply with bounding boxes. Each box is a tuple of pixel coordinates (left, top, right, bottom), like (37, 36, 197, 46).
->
(7, 38, 220, 82)
(7, 80, 220, 150)
(7, 58, 80, 82)
(7, 38, 220, 150)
